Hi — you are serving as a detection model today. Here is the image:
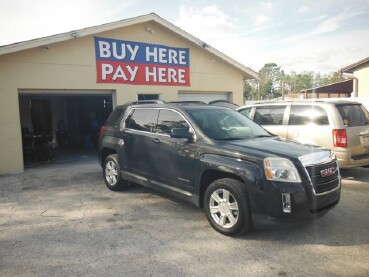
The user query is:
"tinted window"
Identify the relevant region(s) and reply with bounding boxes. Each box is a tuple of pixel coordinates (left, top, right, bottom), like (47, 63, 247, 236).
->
(289, 105, 329, 125)
(125, 109, 155, 132)
(254, 106, 286, 125)
(187, 108, 272, 140)
(239, 108, 252, 119)
(336, 104, 369, 126)
(106, 107, 126, 126)
(155, 110, 189, 135)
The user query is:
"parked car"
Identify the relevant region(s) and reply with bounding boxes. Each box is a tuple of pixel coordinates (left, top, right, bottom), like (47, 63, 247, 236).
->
(99, 104, 340, 236)
(237, 100, 369, 168)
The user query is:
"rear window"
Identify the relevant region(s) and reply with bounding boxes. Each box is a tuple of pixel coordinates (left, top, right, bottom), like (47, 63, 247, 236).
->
(106, 107, 126, 126)
(289, 105, 329, 125)
(336, 104, 369, 127)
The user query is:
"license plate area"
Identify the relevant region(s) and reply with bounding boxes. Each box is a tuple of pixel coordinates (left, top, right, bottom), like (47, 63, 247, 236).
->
(360, 134, 369, 147)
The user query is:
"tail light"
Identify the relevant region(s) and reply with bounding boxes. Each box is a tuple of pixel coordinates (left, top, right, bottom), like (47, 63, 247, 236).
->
(99, 125, 106, 136)
(332, 129, 347, 147)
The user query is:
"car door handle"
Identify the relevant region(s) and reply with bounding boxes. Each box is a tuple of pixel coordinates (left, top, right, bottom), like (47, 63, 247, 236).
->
(152, 138, 160, 144)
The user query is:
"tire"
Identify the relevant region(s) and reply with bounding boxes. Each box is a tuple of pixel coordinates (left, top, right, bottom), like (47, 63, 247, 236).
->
(103, 154, 129, 191)
(204, 178, 252, 236)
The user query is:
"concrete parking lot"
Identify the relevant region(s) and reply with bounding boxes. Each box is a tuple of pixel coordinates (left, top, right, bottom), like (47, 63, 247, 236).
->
(1, 156, 368, 277)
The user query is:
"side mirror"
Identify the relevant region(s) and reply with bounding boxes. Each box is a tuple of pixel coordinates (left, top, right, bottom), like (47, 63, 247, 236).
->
(170, 128, 195, 142)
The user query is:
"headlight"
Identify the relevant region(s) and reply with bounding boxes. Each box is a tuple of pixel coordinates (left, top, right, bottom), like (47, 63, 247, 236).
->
(264, 157, 301, 183)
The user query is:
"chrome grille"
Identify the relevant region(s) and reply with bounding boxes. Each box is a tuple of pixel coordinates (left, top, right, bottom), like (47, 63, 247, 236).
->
(305, 160, 340, 194)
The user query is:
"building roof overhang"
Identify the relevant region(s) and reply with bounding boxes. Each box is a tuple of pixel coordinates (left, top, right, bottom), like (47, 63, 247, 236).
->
(340, 57, 369, 74)
(0, 13, 257, 80)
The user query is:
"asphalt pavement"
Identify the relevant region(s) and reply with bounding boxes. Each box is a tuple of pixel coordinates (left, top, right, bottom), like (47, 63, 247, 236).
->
(0, 157, 368, 276)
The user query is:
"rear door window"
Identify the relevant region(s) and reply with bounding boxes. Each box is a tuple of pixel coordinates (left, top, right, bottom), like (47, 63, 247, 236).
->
(288, 105, 329, 125)
(155, 110, 189, 135)
(336, 104, 369, 126)
(254, 106, 286, 125)
(125, 109, 156, 132)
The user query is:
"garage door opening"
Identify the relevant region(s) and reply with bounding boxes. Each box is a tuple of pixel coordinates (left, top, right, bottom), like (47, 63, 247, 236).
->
(18, 93, 113, 167)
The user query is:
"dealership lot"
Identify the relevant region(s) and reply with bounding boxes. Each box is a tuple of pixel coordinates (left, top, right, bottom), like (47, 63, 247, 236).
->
(0, 157, 368, 276)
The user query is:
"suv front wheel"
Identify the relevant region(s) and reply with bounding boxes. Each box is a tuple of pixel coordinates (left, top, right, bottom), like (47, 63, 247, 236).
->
(103, 154, 129, 191)
(204, 178, 252, 236)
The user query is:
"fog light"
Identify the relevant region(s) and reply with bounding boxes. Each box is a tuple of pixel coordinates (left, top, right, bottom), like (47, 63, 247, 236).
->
(282, 193, 291, 213)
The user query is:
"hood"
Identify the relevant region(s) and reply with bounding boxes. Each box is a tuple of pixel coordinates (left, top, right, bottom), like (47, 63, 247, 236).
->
(218, 137, 328, 160)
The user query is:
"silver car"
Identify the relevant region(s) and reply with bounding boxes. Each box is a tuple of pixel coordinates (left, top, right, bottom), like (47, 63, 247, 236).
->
(238, 100, 369, 168)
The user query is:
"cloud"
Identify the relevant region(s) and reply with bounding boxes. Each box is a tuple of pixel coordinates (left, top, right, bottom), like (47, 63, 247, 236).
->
(297, 6, 309, 13)
(254, 14, 271, 26)
(175, 5, 238, 41)
(0, 0, 114, 45)
(311, 11, 364, 35)
(262, 2, 273, 10)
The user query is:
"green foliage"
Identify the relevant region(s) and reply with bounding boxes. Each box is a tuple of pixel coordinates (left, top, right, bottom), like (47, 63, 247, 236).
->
(243, 63, 344, 101)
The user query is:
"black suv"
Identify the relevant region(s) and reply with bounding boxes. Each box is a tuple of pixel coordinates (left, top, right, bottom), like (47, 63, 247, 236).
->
(99, 104, 341, 236)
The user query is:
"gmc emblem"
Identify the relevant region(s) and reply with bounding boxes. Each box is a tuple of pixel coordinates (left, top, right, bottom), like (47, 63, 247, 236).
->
(320, 167, 337, 178)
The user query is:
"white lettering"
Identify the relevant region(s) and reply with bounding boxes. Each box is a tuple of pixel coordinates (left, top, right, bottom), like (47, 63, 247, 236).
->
(101, 64, 113, 80)
(168, 49, 178, 64)
(127, 45, 139, 61)
(99, 41, 111, 58)
(158, 68, 166, 82)
(158, 48, 167, 63)
(112, 42, 127, 59)
(146, 47, 158, 62)
(145, 67, 157, 82)
(178, 50, 186, 65)
(126, 65, 139, 81)
(167, 68, 177, 83)
(178, 69, 186, 83)
(112, 66, 128, 81)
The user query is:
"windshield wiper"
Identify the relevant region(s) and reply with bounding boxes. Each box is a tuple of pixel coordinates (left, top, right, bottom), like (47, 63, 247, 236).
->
(253, 134, 274, 138)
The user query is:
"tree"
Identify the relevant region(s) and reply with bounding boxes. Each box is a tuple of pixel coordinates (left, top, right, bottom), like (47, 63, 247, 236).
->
(243, 79, 258, 101)
(243, 63, 344, 102)
(258, 63, 283, 100)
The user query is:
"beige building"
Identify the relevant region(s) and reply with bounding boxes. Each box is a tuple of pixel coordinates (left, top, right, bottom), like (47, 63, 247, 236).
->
(341, 57, 369, 97)
(0, 13, 256, 174)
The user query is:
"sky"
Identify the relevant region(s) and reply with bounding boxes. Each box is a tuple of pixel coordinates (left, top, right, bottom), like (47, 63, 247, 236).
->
(1, 0, 369, 74)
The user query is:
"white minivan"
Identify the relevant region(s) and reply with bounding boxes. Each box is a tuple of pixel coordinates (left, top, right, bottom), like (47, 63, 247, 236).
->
(238, 100, 369, 168)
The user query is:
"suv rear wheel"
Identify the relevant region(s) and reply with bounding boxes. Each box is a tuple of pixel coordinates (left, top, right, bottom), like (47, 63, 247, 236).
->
(204, 178, 252, 236)
(103, 154, 129, 191)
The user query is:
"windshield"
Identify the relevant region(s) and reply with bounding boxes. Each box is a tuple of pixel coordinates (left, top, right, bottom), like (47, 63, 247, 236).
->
(187, 108, 272, 140)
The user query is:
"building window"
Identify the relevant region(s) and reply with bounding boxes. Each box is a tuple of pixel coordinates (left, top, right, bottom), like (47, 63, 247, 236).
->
(138, 94, 159, 101)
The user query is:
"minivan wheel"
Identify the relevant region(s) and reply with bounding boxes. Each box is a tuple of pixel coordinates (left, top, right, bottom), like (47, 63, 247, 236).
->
(103, 154, 129, 191)
(204, 178, 252, 236)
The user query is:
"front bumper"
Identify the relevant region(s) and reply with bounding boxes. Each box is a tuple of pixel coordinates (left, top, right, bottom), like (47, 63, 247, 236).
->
(261, 179, 340, 220)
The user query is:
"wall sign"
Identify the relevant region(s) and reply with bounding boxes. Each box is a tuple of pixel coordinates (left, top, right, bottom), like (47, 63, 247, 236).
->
(94, 37, 190, 86)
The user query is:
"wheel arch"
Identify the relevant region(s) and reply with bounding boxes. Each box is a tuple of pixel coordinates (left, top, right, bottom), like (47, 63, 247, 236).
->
(198, 170, 244, 208)
(195, 154, 264, 209)
(101, 147, 117, 166)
